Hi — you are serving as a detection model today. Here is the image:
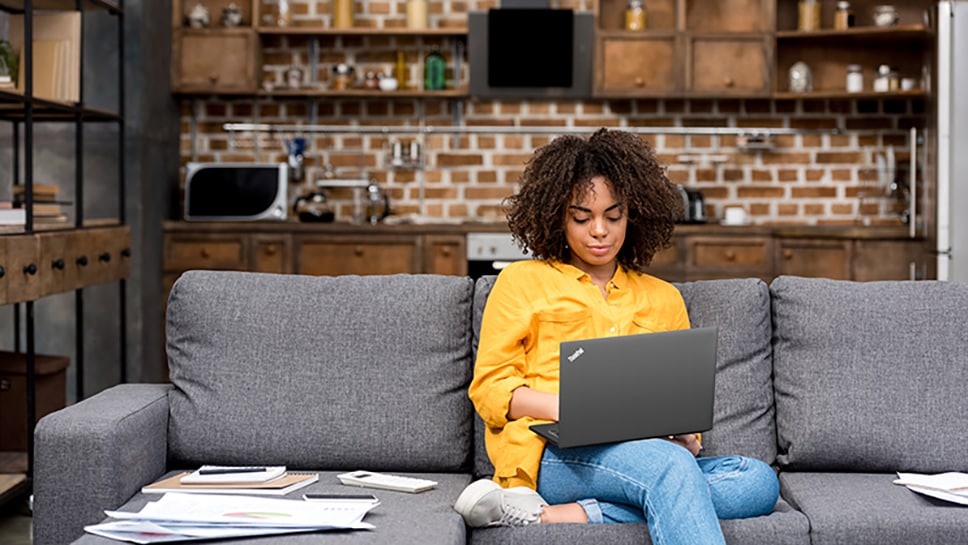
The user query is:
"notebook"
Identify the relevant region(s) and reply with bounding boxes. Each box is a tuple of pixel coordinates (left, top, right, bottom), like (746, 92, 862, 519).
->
(529, 326, 718, 448)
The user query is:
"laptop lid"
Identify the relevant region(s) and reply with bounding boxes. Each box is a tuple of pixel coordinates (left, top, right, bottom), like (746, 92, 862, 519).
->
(533, 326, 718, 448)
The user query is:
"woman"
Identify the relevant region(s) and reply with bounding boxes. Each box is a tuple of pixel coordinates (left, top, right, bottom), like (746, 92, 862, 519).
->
(454, 129, 779, 545)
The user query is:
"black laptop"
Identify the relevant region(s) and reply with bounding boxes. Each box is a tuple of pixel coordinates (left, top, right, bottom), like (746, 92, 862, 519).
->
(529, 327, 718, 448)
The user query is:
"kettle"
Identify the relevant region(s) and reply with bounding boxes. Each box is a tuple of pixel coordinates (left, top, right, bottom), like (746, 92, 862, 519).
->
(366, 183, 391, 224)
(676, 185, 707, 224)
(293, 190, 335, 222)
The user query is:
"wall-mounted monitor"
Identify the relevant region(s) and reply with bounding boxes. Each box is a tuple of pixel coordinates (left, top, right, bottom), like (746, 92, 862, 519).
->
(468, 8, 594, 100)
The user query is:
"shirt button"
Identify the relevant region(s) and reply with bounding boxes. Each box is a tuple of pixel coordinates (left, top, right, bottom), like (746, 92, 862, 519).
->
(609, 327, 616, 333)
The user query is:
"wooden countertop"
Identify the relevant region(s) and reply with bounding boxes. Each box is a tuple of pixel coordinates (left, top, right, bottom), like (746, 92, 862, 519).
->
(163, 220, 921, 240)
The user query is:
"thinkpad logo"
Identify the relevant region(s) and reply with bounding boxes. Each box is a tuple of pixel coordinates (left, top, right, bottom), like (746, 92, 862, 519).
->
(567, 347, 584, 362)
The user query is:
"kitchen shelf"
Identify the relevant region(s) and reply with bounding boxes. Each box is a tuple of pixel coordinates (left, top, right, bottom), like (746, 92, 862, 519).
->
(257, 26, 467, 37)
(0, 90, 123, 122)
(773, 89, 929, 100)
(260, 87, 469, 99)
(776, 24, 930, 40)
(0, 0, 119, 11)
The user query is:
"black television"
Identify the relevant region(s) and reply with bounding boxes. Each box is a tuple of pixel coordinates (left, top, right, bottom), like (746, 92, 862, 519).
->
(468, 8, 594, 99)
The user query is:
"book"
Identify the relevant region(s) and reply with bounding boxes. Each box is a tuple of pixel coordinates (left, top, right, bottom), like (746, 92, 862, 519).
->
(180, 465, 287, 485)
(0, 208, 25, 225)
(142, 471, 318, 496)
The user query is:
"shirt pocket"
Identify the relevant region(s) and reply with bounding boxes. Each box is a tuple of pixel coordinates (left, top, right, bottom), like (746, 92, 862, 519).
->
(631, 313, 659, 334)
(533, 309, 591, 378)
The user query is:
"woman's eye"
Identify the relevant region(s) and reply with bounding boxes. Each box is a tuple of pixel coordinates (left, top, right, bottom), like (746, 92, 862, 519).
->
(572, 217, 589, 224)
(607, 216, 622, 222)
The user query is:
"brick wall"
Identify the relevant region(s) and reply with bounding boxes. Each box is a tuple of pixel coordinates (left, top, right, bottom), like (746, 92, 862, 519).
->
(178, 0, 926, 226)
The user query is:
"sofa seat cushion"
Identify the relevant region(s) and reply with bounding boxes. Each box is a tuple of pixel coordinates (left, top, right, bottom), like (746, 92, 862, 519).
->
(166, 271, 475, 472)
(71, 471, 472, 545)
(469, 499, 808, 545)
(771, 276, 968, 472)
(780, 472, 968, 545)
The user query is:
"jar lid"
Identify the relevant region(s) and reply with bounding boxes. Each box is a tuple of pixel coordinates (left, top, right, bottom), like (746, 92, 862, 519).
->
(333, 63, 355, 75)
(878, 64, 892, 74)
(837, 1, 850, 8)
(847, 64, 862, 71)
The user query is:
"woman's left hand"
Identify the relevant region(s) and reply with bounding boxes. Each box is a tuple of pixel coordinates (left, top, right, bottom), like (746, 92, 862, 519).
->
(664, 434, 702, 457)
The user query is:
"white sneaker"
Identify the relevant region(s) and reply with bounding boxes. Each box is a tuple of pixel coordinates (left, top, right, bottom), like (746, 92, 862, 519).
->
(454, 479, 547, 527)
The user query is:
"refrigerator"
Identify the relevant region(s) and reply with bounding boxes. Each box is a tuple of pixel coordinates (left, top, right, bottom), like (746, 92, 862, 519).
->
(935, 1, 968, 281)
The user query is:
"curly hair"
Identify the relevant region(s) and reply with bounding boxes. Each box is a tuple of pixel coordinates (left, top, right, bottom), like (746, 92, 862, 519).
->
(504, 128, 683, 273)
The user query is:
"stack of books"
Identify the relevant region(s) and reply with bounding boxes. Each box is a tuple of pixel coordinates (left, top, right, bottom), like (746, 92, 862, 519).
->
(12, 183, 70, 225)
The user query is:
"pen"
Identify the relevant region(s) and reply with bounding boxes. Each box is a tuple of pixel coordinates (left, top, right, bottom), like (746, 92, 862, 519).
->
(198, 467, 267, 475)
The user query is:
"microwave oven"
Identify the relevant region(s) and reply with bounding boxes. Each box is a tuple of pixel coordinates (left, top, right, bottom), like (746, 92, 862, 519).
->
(184, 163, 288, 221)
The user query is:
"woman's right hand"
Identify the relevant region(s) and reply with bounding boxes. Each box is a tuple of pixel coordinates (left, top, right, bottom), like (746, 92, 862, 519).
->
(508, 386, 559, 422)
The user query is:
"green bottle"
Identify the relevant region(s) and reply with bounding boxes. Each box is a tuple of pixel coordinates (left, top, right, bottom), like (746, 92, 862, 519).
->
(424, 46, 446, 91)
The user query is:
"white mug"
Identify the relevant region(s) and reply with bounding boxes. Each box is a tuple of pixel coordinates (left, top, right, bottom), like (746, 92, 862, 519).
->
(723, 206, 748, 225)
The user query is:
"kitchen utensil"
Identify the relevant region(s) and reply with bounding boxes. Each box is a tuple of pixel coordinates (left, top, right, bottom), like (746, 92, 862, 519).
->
(366, 183, 391, 223)
(293, 189, 335, 223)
(285, 138, 306, 182)
(873, 5, 899, 27)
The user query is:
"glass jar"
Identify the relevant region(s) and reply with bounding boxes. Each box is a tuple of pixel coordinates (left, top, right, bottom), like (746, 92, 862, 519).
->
(331, 63, 355, 91)
(873, 64, 892, 92)
(333, 0, 353, 28)
(625, 0, 647, 31)
(846, 64, 863, 93)
(406, 0, 428, 30)
(834, 1, 854, 30)
(424, 46, 446, 90)
(798, 0, 821, 31)
(788, 61, 813, 93)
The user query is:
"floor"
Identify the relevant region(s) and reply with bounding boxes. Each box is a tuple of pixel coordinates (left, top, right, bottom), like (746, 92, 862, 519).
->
(0, 493, 31, 545)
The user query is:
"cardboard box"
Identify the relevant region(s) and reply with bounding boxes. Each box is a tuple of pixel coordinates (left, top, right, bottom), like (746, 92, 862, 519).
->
(0, 351, 69, 452)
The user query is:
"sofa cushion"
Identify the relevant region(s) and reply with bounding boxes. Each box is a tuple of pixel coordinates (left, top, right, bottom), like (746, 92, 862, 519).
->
(471, 276, 777, 479)
(780, 472, 968, 545)
(675, 278, 777, 464)
(166, 271, 475, 472)
(470, 499, 808, 545)
(771, 276, 968, 472)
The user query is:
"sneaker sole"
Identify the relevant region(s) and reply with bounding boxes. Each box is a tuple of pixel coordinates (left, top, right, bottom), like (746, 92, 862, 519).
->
(453, 479, 500, 517)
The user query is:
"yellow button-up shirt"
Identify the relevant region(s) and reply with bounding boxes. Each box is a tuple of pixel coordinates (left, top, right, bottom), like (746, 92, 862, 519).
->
(469, 259, 691, 489)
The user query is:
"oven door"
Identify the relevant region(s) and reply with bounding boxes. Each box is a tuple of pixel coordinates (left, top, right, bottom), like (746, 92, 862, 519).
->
(466, 233, 531, 280)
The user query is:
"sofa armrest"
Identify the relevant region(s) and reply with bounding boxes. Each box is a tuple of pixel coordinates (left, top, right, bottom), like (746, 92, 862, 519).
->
(32, 383, 172, 545)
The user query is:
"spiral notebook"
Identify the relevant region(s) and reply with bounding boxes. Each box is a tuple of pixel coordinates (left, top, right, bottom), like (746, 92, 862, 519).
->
(142, 471, 319, 496)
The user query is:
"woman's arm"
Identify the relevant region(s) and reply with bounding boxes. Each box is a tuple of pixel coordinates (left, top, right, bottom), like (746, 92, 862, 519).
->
(508, 386, 559, 422)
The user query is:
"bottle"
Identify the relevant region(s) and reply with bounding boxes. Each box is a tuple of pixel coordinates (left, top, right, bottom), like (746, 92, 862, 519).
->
(873, 64, 892, 92)
(846, 64, 863, 93)
(277, 0, 291, 26)
(624, 0, 647, 31)
(797, 0, 821, 31)
(834, 1, 854, 30)
(424, 46, 446, 91)
(395, 50, 408, 89)
(406, 0, 428, 30)
(333, 0, 353, 28)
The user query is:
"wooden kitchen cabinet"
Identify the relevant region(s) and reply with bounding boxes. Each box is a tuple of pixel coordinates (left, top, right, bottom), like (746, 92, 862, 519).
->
(684, 235, 773, 280)
(296, 235, 419, 276)
(775, 239, 852, 280)
(853, 239, 933, 281)
(170, 0, 260, 93)
(597, 35, 681, 96)
(686, 36, 772, 96)
(164, 234, 248, 273)
(251, 235, 292, 274)
(423, 235, 467, 277)
(685, 0, 773, 32)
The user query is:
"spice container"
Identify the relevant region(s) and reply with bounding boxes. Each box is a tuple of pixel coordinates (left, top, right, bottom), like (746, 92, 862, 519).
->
(798, 0, 821, 31)
(625, 0, 647, 31)
(406, 0, 428, 29)
(788, 61, 813, 93)
(333, 0, 353, 28)
(873, 64, 893, 92)
(331, 64, 355, 90)
(834, 1, 854, 30)
(424, 46, 446, 90)
(846, 64, 864, 92)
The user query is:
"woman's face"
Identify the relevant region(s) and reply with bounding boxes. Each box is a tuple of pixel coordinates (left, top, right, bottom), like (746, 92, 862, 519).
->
(564, 176, 627, 276)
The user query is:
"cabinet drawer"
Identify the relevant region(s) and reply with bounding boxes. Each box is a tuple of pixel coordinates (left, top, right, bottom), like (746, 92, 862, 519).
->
(776, 240, 851, 280)
(687, 36, 771, 95)
(297, 236, 418, 276)
(251, 235, 291, 274)
(690, 238, 770, 268)
(165, 236, 247, 272)
(172, 29, 259, 92)
(598, 36, 680, 95)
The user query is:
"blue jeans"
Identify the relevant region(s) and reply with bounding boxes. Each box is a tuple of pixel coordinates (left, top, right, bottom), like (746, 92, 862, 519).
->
(536, 439, 779, 545)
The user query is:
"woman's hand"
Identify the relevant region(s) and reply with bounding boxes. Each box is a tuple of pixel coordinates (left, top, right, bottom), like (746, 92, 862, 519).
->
(508, 386, 559, 422)
(664, 434, 702, 457)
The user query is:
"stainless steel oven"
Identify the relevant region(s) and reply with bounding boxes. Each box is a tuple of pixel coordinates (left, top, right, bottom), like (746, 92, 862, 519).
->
(466, 232, 531, 279)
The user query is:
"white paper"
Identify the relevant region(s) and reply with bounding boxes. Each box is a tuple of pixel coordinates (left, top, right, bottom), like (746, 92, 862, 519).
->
(88, 493, 376, 543)
(895, 472, 968, 506)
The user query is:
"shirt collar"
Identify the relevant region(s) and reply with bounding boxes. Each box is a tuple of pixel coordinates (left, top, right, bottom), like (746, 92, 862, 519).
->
(552, 260, 629, 290)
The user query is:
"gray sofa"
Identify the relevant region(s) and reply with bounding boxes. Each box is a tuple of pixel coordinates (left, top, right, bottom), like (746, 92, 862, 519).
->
(33, 270, 968, 545)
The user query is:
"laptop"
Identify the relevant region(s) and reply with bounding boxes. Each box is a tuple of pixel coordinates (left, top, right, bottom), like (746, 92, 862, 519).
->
(529, 326, 718, 448)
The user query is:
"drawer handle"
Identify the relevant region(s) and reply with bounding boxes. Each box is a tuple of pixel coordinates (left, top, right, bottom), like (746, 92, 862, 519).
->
(121, 248, 131, 258)
(724, 251, 736, 262)
(264, 245, 277, 256)
(77, 255, 89, 266)
(634, 76, 645, 87)
(0, 265, 5, 278)
(200, 249, 211, 258)
(724, 77, 735, 88)
(209, 73, 219, 84)
(23, 263, 37, 275)
(783, 249, 794, 260)
(354, 246, 365, 257)
(99, 252, 112, 263)
(440, 248, 452, 257)
(52, 258, 65, 270)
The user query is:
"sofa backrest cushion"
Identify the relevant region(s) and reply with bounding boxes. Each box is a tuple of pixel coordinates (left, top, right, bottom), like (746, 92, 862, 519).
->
(771, 276, 968, 472)
(674, 278, 777, 463)
(166, 270, 475, 472)
(471, 275, 777, 479)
